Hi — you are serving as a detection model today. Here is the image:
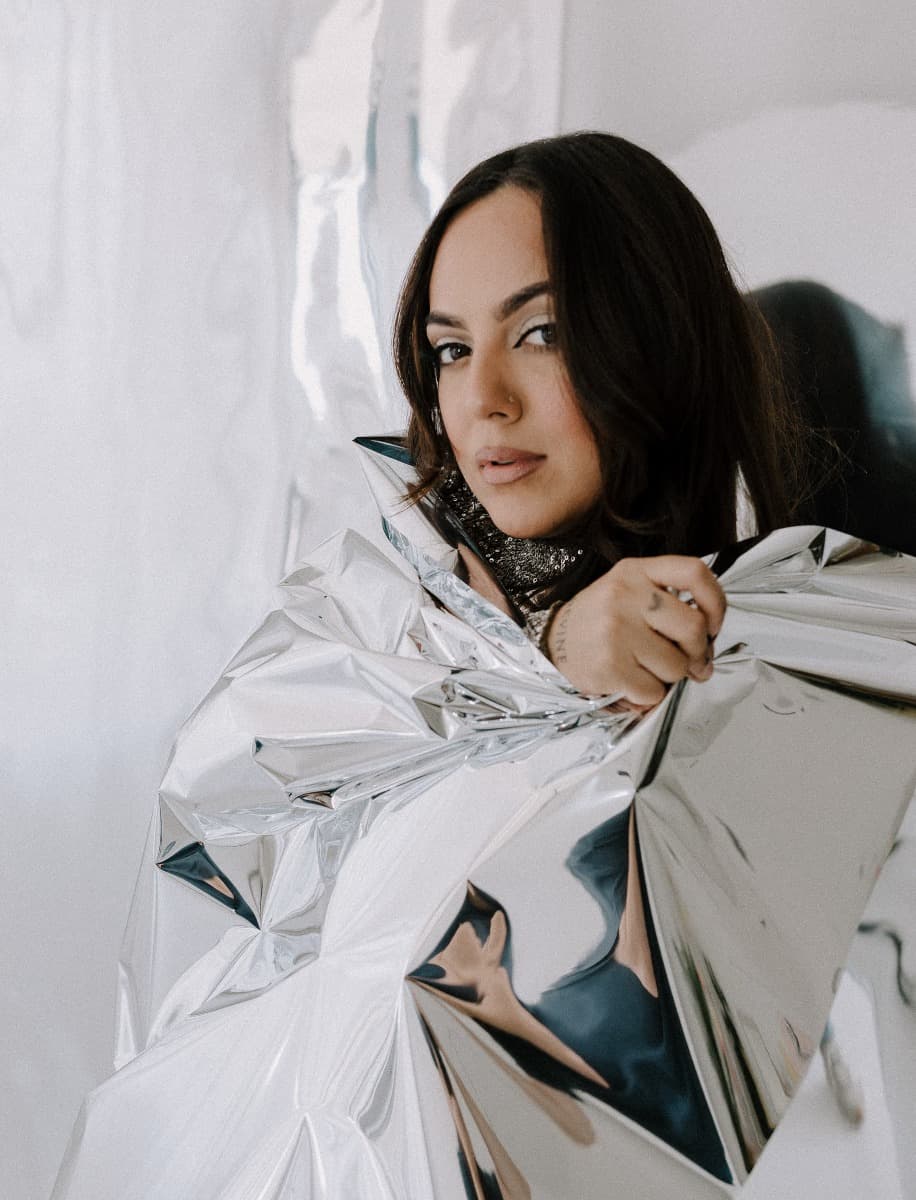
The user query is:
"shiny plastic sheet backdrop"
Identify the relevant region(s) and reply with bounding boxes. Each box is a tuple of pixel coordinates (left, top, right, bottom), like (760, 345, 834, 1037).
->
(52, 437, 916, 1199)
(5, 4, 563, 1194)
(283, 0, 565, 556)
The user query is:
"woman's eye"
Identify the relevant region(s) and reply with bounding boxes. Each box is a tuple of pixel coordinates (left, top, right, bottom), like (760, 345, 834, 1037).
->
(434, 341, 470, 367)
(517, 322, 557, 349)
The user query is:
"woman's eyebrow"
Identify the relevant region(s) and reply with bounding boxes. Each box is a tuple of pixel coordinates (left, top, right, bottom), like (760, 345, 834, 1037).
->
(497, 280, 551, 321)
(425, 280, 552, 330)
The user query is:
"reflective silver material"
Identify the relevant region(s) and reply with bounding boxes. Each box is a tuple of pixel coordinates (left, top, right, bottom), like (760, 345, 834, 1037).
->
(53, 442, 916, 1198)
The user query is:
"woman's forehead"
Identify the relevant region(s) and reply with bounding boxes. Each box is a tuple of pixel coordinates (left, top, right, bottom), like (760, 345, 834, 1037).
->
(428, 187, 548, 316)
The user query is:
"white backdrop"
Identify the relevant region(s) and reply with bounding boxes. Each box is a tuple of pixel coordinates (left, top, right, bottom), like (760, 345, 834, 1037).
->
(562, 0, 916, 344)
(2, 3, 913, 1197)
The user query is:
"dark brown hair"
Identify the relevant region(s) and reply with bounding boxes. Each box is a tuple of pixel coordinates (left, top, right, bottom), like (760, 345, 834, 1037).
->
(393, 132, 807, 564)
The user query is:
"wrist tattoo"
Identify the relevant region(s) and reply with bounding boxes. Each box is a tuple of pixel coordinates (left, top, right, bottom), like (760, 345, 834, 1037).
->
(552, 602, 571, 665)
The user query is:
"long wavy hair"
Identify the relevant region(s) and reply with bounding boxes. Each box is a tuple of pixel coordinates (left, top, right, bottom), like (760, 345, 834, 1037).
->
(393, 132, 807, 571)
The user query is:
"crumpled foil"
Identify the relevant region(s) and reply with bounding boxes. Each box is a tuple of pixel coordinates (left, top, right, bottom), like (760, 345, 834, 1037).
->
(53, 439, 916, 1199)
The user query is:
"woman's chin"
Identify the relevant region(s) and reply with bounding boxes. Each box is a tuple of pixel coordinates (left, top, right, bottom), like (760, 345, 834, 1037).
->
(486, 511, 559, 541)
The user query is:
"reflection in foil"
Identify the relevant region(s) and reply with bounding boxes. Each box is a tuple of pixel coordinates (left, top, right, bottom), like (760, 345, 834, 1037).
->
(858, 920, 915, 1006)
(159, 842, 259, 928)
(409, 807, 731, 1184)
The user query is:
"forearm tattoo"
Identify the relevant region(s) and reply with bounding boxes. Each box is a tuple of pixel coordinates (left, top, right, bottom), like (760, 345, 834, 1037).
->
(551, 601, 571, 665)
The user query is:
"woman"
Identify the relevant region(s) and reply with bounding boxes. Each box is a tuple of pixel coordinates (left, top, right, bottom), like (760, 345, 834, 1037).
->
(54, 135, 909, 1200)
(390, 132, 802, 1187)
(393, 131, 806, 703)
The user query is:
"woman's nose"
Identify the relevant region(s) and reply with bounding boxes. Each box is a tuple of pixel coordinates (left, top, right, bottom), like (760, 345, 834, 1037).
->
(468, 351, 519, 421)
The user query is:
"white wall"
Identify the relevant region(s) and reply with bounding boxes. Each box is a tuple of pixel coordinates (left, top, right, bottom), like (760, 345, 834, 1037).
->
(561, 0, 916, 340)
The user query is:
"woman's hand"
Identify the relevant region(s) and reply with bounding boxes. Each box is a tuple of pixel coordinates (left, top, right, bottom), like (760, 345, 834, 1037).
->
(545, 556, 726, 705)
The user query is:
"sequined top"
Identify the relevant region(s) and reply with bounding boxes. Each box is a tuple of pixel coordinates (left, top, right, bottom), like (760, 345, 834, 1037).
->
(435, 469, 600, 621)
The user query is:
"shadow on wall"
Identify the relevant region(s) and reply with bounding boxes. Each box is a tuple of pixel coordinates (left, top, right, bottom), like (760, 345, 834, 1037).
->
(753, 280, 916, 556)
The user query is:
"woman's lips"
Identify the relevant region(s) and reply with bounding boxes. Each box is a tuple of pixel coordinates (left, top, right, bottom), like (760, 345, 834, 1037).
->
(475, 447, 545, 485)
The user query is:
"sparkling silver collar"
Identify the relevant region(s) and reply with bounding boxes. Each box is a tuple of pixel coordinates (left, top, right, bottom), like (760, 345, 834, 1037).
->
(435, 470, 596, 616)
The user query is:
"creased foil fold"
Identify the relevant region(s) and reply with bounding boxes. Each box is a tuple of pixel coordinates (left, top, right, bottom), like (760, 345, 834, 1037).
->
(53, 440, 916, 1200)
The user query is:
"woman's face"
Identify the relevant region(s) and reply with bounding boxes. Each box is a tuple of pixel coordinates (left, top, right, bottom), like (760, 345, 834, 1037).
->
(426, 186, 603, 540)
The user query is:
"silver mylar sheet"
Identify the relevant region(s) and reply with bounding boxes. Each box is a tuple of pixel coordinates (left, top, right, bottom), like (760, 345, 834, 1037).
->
(53, 439, 916, 1200)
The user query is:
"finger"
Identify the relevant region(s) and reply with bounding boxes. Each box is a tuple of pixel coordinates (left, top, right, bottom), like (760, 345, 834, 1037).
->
(484, 911, 507, 963)
(631, 629, 693, 685)
(640, 556, 726, 637)
(642, 589, 710, 665)
(615, 658, 671, 707)
(616, 698, 656, 714)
